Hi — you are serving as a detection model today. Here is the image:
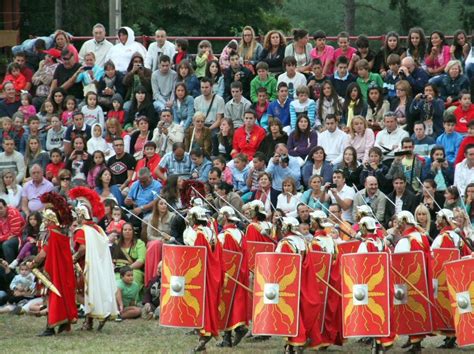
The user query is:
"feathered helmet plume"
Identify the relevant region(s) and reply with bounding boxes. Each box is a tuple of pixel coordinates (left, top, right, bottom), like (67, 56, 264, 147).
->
(40, 192, 73, 227)
(68, 187, 105, 220)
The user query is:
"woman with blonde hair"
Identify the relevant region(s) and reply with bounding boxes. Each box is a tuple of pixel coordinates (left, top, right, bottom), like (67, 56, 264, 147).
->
(0, 169, 22, 207)
(105, 117, 130, 154)
(184, 112, 212, 156)
(239, 26, 263, 70)
(348, 115, 375, 163)
(453, 207, 474, 243)
(259, 30, 287, 74)
(415, 203, 436, 241)
(390, 80, 412, 127)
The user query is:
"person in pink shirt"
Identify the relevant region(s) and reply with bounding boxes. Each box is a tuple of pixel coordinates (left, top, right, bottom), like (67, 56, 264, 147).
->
(310, 30, 335, 76)
(332, 31, 357, 74)
(425, 31, 451, 76)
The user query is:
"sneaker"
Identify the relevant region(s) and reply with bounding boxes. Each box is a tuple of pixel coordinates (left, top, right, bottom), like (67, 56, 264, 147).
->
(153, 306, 160, 320)
(115, 314, 122, 322)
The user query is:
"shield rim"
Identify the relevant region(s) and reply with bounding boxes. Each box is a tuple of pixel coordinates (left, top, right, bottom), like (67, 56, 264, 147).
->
(159, 244, 208, 329)
(251, 252, 302, 337)
(246, 241, 277, 270)
(337, 240, 362, 254)
(220, 249, 243, 330)
(341, 252, 391, 338)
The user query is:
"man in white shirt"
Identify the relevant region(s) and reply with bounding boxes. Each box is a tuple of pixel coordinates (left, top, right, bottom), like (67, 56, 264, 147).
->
(328, 169, 355, 223)
(277, 56, 307, 98)
(151, 109, 184, 156)
(374, 111, 409, 160)
(224, 81, 252, 128)
(454, 144, 474, 196)
(145, 29, 176, 72)
(78, 23, 113, 67)
(318, 114, 349, 164)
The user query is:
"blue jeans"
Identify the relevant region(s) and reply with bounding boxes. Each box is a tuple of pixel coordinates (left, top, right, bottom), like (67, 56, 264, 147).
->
(1, 237, 19, 263)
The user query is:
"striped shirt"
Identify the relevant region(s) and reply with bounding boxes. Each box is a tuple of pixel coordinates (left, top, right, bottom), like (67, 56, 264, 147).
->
(158, 151, 192, 176)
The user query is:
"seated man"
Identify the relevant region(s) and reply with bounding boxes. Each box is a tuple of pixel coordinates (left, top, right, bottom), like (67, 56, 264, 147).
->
(223, 51, 253, 102)
(0, 199, 26, 263)
(156, 142, 192, 182)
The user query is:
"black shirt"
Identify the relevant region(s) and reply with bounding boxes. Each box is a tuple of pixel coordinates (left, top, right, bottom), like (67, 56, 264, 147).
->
(53, 63, 83, 99)
(107, 152, 136, 186)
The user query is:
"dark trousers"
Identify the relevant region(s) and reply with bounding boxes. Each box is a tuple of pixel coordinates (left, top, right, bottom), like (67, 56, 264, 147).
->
(1, 237, 19, 263)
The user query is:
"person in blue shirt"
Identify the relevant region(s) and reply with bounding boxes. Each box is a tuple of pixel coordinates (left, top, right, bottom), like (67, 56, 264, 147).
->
(267, 82, 292, 129)
(435, 114, 463, 164)
(190, 148, 212, 182)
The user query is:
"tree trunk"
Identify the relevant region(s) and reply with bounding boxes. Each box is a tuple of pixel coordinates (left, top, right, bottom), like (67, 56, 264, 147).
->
(344, 0, 356, 34)
(55, 0, 63, 29)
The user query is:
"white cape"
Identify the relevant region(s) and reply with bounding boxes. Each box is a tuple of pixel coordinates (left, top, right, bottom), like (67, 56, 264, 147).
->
(83, 224, 119, 319)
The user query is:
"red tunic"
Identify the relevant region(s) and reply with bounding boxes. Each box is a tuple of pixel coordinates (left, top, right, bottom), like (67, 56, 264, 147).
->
(193, 226, 224, 337)
(220, 225, 249, 330)
(245, 222, 275, 243)
(44, 225, 78, 327)
(434, 226, 472, 257)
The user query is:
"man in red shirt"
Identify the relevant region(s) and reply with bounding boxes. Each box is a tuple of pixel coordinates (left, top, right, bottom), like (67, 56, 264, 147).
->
(0, 198, 26, 263)
(453, 91, 474, 134)
(231, 109, 265, 160)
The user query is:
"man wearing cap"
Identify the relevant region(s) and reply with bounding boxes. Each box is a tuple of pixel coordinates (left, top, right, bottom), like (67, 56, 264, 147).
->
(352, 176, 386, 222)
(151, 109, 184, 156)
(216, 206, 249, 348)
(49, 49, 83, 100)
(79, 24, 113, 67)
(183, 206, 223, 352)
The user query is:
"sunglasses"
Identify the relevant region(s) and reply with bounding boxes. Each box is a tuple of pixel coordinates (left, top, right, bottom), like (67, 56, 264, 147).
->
(60, 177, 71, 181)
(62, 56, 73, 61)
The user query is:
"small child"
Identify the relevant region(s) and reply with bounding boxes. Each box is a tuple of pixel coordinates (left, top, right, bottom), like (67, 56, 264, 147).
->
(87, 150, 106, 189)
(195, 40, 216, 79)
(0, 117, 20, 151)
(218, 39, 238, 71)
(37, 99, 55, 131)
(141, 262, 161, 320)
(107, 94, 126, 126)
(213, 155, 233, 185)
(9, 212, 42, 269)
(87, 123, 112, 159)
(299, 222, 313, 241)
(250, 61, 277, 103)
(383, 54, 402, 102)
(45, 116, 66, 151)
(116, 266, 141, 320)
(0, 63, 26, 93)
(81, 91, 105, 127)
(18, 93, 37, 121)
(289, 85, 317, 130)
(173, 38, 190, 67)
(246, 152, 267, 193)
(231, 153, 250, 195)
(0, 262, 35, 313)
(45, 148, 65, 184)
(61, 96, 77, 127)
(106, 206, 127, 236)
(307, 59, 327, 101)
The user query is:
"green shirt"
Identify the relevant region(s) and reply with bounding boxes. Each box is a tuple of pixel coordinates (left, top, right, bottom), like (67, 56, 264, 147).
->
(356, 72, 384, 100)
(250, 75, 277, 103)
(117, 279, 139, 307)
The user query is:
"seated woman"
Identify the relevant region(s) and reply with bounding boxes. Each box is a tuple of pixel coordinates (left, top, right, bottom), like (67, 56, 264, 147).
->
(122, 54, 152, 106)
(53, 168, 72, 197)
(176, 60, 200, 98)
(123, 85, 156, 133)
(147, 198, 176, 242)
(334, 146, 363, 188)
(425, 31, 451, 76)
(251, 172, 274, 215)
(205, 60, 224, 97)
(316, 80, 344, 125)
(287, 114, 318, 161)
(239, 26, 263, 71)
(111, 222, 146, 291)
(0, 169, 22, 208)
(366, 86, 390, 132)
(301, 146, 333, 187)
(184, 112, 212, 157)
(422, 145, 453, 190)
(105, 117, 131, 155)
(129, 116, 153, 160)
(429, 60, 470, 105)
(276, 177, 301, 217)
(65, 136, 92, 185)
(172, 82, 194, 129)
(300, 174, 330, 210)
(409, 83, 445, 137)
(348, 115, 375, 163)
(284, 29, 312, 74)
(373, 31, 406, 77)
(390, 80, 412, 128)
(95, 167, 124, 206)
(211, 118, 234, 160)
(414, 204, 437, 241)
(257, 118, 288, 162)
(342, 82, 367, 127)
(259, 30, 286, 75)
(24, 137, 50, 178)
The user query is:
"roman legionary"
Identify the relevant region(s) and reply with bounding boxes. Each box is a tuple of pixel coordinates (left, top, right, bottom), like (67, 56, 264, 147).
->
(29, 192, 77, 336)
(309, 210, 344, 349)
(357, 216, 396, 352)
(183, 206, 224, 352)
(432, 209, 472, 257)
(244, 200, 274, 243)
(216, 206, 249, 348)
(394, 210, 432, 353)
(69, 186, 118, 331)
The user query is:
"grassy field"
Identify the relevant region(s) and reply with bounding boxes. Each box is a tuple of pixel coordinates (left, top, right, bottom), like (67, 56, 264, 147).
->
(0, 315, 471, 353)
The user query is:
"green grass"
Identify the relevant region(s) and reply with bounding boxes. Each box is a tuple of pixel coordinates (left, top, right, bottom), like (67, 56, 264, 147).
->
(0, 315, 470, 353)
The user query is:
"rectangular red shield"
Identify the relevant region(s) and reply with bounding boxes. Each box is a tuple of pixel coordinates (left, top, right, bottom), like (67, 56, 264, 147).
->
(309, 251, 332, 333)
(391, 251, 433, 335)
(252, 252, 301, 337)
(445, 257, 474, 347)
(218, 249, 243, 330)
(341, 252, 390, 337)
(159, 244, 207, 328)
(432, 248, 460, 331)
(338, 240, 362, 254)
(247, 241, 276, 272)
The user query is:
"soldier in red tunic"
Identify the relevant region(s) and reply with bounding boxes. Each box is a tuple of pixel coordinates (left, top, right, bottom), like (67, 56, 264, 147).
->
(183, 206, 224, 352)
(216, 206, 249, 347)
(244, 200, 274, 243)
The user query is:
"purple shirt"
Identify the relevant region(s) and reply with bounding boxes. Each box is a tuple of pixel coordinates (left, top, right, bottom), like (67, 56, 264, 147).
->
(21, 178, 54, 212)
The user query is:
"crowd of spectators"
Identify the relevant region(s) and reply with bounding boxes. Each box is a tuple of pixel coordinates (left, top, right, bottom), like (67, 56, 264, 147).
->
(1, 23, 474, 318)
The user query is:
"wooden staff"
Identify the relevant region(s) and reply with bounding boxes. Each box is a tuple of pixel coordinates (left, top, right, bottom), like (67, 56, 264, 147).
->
(353, 185, 388, 234)
(151, 191, 187, 222)
(225, 273, 253, 294)
(214, 192, 251, 224)
(190, 186, 219, 213)
(315, 272, 343, 297)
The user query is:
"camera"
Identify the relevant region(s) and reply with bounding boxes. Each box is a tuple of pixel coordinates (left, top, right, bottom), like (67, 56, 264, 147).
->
(330, 183, 337, 189)
(436, 158, 445, 163)
(398, 69, 406, 78)
(280, 154, 290, 164)
(394, 150, 411, 157)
